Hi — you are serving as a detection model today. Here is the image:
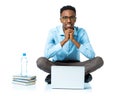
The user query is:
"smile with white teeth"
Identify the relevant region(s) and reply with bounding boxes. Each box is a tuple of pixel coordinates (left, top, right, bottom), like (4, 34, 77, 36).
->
(66, 24, 72, 27)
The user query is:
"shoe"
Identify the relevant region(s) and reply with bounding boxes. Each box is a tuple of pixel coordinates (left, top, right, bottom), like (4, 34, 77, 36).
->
(45, 74, 51, 84)
(85, 73, 92, 83)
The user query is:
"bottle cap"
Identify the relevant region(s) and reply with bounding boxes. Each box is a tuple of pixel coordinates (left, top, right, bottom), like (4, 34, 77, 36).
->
(22, 53, 26, 56)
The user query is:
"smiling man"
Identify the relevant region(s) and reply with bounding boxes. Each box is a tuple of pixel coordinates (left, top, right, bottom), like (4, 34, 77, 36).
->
(36, 5, 104, 84)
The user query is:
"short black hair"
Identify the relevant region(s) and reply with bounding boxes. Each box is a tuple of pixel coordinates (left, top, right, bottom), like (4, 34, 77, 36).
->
(60, 5, 76, 15)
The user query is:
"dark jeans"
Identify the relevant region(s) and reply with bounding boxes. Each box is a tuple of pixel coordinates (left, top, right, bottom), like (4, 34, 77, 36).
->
(36, 56, 104, 75)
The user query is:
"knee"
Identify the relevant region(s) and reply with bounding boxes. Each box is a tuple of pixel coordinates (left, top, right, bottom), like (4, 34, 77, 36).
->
(95, 56, 104, 67)
(36, 57, 47, 68)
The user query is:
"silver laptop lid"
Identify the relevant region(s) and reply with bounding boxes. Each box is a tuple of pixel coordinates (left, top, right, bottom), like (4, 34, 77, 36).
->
(51, 66, 85, 89)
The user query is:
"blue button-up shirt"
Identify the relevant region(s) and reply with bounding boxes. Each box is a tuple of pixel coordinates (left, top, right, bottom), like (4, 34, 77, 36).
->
(44, 25, 95, 61)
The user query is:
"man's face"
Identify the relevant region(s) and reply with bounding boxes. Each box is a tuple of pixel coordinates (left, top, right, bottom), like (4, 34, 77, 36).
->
(60, 10, 76, 30)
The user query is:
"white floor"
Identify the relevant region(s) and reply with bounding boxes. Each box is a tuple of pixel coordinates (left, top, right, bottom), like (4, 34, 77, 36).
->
(1, 65, 120, 96)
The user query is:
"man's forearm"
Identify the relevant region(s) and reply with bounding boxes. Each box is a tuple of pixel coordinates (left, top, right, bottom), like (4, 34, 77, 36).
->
(71, 39, 80, 48)
(60, 39, 68, 47)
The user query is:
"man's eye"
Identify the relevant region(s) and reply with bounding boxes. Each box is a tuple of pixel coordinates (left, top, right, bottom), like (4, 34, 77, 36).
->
(62, 16, 68, 19)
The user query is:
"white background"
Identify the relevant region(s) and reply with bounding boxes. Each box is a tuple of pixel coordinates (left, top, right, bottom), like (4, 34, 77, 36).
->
(0, 0, 120, 96)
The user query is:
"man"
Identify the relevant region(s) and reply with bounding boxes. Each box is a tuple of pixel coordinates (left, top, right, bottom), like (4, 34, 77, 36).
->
(36, 5, 104, 84)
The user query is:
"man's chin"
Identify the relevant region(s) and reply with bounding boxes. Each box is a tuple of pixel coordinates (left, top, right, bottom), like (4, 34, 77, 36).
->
(66, 27, 74, 30)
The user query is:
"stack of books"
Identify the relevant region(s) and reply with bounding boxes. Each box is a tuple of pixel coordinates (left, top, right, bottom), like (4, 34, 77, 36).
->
(12, 75, 36, 86)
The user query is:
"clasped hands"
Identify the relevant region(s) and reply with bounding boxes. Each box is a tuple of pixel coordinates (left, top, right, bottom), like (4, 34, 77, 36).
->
(64, 29, 74, 41)
(61, 28, 80, 48)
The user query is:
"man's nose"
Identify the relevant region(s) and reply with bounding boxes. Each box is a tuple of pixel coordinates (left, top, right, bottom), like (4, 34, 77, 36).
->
(67, 18, 71, 22)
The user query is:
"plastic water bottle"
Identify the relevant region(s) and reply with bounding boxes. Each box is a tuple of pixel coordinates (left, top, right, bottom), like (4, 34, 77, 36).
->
(21, 53, 28, 76)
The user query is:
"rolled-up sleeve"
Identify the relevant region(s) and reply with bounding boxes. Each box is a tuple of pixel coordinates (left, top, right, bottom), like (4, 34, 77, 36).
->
(44, 30, 62, 59)
(80, 43, 95, 59)
(79, 29, 95, 59)
(45, 43, 62, 59)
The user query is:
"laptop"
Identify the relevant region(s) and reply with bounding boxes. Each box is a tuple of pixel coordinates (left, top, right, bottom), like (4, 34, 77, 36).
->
(51, 66, 85, 89)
